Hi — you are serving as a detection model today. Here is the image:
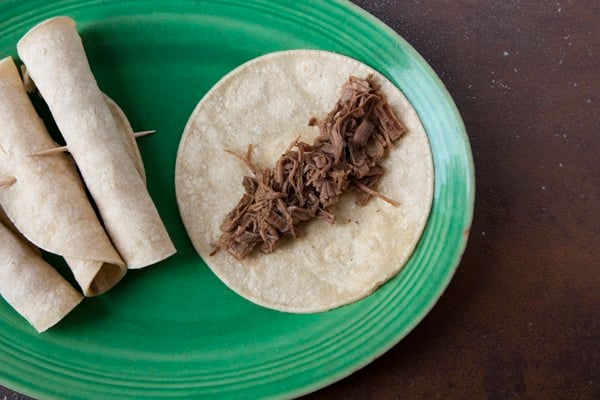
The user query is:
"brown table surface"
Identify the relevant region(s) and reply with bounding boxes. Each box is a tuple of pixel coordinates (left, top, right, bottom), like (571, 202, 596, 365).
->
(2, 1, 598, 399)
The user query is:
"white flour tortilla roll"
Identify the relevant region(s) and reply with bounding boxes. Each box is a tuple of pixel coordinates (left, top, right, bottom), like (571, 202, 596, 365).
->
(18, 17, 176, 268)
(0, 221, 83, 333)
(0, 56, 125, 296)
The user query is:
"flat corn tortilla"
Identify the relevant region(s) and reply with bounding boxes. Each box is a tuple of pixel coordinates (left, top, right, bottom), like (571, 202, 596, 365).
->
(0, 221, 82, 333)
(17, 17, 175, 268)
(0, 56, 125, 296)
(176, 50, 434, 312)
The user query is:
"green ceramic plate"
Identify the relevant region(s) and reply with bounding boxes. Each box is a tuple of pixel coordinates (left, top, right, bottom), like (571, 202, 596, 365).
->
(0, 1, 474, 399)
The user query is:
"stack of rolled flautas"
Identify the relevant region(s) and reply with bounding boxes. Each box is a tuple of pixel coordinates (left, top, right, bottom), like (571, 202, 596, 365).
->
(0, 17, 175, 332)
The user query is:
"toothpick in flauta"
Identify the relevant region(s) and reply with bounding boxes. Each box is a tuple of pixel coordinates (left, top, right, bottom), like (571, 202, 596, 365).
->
(28, 130, 156, 157)
(0, 177, 16, 188)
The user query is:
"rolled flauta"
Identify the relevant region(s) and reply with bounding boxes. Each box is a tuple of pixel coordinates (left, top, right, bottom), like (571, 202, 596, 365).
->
(45, 96, 144, 294)
(18, 17, 176, 269)
(20, 63, 146, 181)
(0, 221, 83, 333)
(0, 56, 126, 296)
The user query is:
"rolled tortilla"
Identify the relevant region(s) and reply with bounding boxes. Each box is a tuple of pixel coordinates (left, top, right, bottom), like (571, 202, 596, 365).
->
(0, 56, 126, 296)
(20, 65, 146, 181)
(0, 221, 83, 333)
(18, 17, 176, 269)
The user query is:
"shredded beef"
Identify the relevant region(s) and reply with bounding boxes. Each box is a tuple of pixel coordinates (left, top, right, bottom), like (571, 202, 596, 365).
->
(212, 75, 407, 260)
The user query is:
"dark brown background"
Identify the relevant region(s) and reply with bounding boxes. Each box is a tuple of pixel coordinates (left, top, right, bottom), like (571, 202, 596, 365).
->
(2, 1, 598, 399)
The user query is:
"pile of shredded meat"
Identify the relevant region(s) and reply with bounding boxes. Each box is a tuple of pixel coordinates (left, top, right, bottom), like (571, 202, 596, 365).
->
(212, 75, 407, 260)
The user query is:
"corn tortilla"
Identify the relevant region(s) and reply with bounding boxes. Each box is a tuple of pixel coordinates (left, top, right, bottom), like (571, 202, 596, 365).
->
(176, 50, 434, 312)
(0, 221, 82, 333)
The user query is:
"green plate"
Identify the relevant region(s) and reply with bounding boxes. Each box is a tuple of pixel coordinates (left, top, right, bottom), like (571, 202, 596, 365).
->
(0, 1, 474, 399)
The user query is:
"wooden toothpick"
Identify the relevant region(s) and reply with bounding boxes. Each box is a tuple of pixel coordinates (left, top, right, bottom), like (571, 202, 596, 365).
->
(131, 129, 157, 138)
(28, 130, 156, 157)
(0, 177, 16, 188)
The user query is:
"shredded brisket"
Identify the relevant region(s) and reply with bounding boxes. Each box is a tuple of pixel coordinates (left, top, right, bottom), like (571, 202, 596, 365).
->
(213, 75, 407, 260)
